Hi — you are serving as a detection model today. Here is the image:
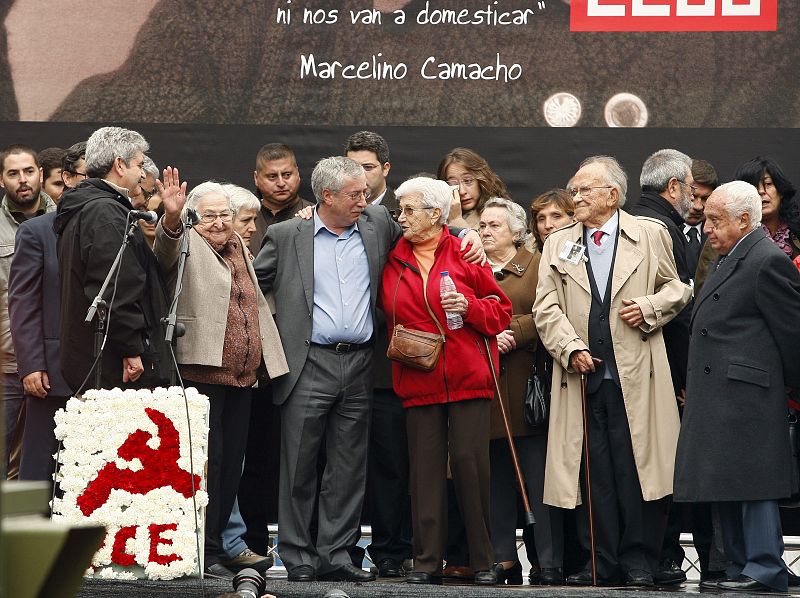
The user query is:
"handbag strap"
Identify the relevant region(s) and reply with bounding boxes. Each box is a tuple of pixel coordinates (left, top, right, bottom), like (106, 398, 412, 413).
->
(392, 264, 446, 338)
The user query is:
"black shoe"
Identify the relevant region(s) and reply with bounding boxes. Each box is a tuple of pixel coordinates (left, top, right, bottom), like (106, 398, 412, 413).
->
(528, 564, 541, 584)
(789, 571, 800, 587)
(319, 563, 376, 582)
(567, 569, 617, 586)
(204, 563, 236, 580)
(407, 571, 433, 584)
(377, 558, 405, 578)
(717, 575, 782, 593)
(699, 577, 727, 590)
(654, 559, 686, 585)
(287, 564, 316, 582)
(539, 567, 564, 585)
(625, 569, 655, 588)
(474, 569, 498, 585)
(493, 561, 523, 585)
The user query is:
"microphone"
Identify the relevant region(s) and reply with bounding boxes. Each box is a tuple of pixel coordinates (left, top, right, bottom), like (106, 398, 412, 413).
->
(231, 568, 266, 598)
(130, 210, 158, 224)
(185, 207, 200, 225)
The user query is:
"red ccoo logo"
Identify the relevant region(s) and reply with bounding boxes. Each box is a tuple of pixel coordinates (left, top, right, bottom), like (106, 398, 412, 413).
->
(570, 0, 777, 31)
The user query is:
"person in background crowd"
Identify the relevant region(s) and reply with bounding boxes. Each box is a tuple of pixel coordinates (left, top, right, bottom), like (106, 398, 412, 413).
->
(250, 143, 312, 255)
(54, 127, 170, 392)
(695, 157, 799, 297)
(0, 144, 56, 477)
(530, 188, 575, 252)
(534, 155, 691, 587)
(154, 176, 288, 579)
(226, 185, 260, 253)
(438, 148, 510, 229)
(129, 155, 158, 210)
(685, 159, 717, 281)
(38, 147, 65, 202)
(344, 131, 411, 578)
(480, 197, 564, 586)
(674, 180, 800, 593)
(626, 148, 695, 586)
(60, 142, 87, 190)
(380, 176, 511, 586)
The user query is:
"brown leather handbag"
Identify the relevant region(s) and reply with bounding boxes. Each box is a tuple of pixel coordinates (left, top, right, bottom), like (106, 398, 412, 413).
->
(386, 268, 446, 372)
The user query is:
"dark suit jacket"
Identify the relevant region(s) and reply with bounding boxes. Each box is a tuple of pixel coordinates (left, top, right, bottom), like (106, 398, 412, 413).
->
(7, 212, 71, 397)
(253, 204, 401, 404)
(674, 228, 800, 502)
(372, 187, 398, 390)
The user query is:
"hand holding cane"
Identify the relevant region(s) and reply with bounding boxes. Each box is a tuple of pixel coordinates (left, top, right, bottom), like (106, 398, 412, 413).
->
(483, 337, 535, 526)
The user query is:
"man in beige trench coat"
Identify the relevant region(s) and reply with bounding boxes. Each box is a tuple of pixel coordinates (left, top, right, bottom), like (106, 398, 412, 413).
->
(533, 155, 691, 587)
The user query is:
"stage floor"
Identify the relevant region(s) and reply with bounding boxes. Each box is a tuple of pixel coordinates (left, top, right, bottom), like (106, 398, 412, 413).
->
(77, 575, 800, 597)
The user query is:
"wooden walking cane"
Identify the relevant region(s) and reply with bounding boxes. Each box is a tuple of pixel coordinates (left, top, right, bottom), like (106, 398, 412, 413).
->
(483, 337, 536, 526)
(581, 373, 598, 585)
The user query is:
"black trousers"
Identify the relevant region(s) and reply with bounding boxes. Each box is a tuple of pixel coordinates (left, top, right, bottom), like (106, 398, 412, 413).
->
(364, 387, 412, 564)
(577, 380, 668, 580)
(192, 382, 252, 565)
(19, 394, 69, 482)
(238, 383, 280, 554)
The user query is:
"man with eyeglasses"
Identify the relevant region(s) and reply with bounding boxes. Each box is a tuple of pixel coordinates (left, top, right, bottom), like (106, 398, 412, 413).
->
(534, 155, 691, 588)
(626, 149, 700, 586)
(344, 130, 411, 578)
(0, 143, 57, 477)
(129, 155, 159, 210)
(54, 126, 172, 393)
(60, 141, 87, 190)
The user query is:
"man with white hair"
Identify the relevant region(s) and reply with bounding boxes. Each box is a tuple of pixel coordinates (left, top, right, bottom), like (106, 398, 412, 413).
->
(54, 126, 170, 391)
(533, 155, 691, 587)
(674, 181, 800, 593)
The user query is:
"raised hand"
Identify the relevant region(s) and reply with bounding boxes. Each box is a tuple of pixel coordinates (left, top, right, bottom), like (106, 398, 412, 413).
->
(157, 166, 188, 230)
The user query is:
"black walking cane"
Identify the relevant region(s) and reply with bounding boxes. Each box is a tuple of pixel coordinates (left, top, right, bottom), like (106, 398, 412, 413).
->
(580, 373, 598, 585)
(483, 337, 536, 527)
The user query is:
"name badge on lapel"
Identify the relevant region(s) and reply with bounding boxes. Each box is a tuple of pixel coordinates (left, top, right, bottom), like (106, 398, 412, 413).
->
(559, 240, 587, 266)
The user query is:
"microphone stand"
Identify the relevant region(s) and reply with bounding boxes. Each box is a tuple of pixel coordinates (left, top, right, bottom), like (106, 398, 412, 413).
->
(85, 217, 140, 389)
(162, 210, 198, 386)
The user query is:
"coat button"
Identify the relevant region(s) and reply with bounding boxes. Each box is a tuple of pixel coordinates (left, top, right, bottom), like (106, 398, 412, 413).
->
(704, 365, 711, 374)
(304, 339, 310, 346)
(640, 333, 647, 341)
(599, 315, 605, 321)
(598, 339, 604, 344)
(713, 293, 720, 301)
(700, 328, 708, 336)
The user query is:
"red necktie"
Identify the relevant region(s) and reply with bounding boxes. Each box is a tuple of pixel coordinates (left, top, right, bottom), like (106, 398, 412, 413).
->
(591, 230, 605, 246)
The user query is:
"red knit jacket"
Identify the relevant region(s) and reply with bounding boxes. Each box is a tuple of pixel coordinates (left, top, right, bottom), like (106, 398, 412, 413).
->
(380, 228, 512, 408)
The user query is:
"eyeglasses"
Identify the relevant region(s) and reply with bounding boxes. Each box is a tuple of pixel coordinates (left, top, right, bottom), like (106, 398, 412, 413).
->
(567, 185, 612, 198)
(70, 170, 87, 179)
(337, 189, 371, 201)
(399, 205, 435, 217)
(199, 210, 233, 223)
(677, 180, 698, 194)
(446, 177, 477, 188)
(141, 187, 157, 201)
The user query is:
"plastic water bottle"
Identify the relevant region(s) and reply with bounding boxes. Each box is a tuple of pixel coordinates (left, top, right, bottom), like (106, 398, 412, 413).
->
(439, 271, 463, 330)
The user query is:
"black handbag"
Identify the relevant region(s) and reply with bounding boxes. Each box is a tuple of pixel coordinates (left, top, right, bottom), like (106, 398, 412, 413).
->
(524, 354, 551, 427)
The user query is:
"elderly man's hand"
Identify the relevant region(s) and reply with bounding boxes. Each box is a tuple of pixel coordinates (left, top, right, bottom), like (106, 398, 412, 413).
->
(122, 356, 144, 383)
(460, 229, 486, 264)
(157, 166, 188, 231)
(22, 371, 50, 398)
(619, 298, 644, 328)
(569, 350, 597, 374)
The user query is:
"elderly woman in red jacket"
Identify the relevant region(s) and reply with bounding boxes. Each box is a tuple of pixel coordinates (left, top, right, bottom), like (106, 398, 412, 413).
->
(380, 177, 512, 586)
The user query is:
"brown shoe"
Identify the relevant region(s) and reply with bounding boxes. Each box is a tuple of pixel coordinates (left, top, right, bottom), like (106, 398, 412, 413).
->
(221, 547, 273, 573)
(442, 565, 474, 579)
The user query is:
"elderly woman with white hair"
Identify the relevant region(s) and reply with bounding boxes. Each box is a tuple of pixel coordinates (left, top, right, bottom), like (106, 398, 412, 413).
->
(154, 172, 288, 579)
(379, 177, 512, 585)
(478, 198, 565, 585)
(224, 184, 261, 252)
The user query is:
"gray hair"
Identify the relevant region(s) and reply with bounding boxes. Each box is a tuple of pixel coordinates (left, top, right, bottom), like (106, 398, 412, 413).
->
(640, 149, 692, 193)
(183, 181, 230, 220)
(482, 197, 530, 247)
(223, 184, 260, 216)
(578, 155, 629, 206)
(714, 180, 762, 228)
(84, 126, 148, 178)
(395, 177, 452, 225)
(310, 156, 365, 202)
(142, 155, 159, 180)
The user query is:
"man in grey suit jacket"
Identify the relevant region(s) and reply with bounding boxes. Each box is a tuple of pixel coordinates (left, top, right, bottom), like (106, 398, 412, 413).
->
(674, 181, 800, 593)
(254, 157, 398, 583)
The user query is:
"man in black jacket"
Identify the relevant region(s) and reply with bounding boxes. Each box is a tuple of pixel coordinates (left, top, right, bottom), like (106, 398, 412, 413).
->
(627, 148, 696, 585)
(54, 126, 171, 392)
